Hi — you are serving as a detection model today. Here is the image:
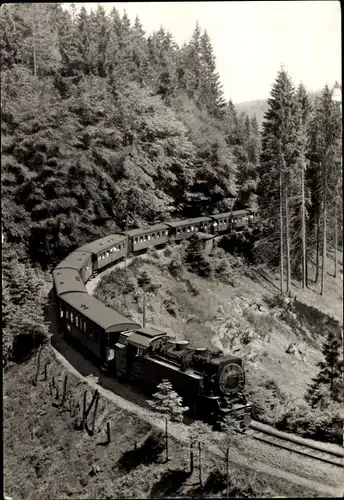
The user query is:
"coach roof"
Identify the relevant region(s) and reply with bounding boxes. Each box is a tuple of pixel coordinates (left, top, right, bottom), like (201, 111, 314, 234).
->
(211, 212, 232, 219)
(127, 224, 169, 238)
(61, 292, 141, 333)
(55, 251, 91, 271)
(232, 210, 250, 216)
(77, 234, 125, 254)
(53, 268, 88, 296)
(166, 217, 212, 228)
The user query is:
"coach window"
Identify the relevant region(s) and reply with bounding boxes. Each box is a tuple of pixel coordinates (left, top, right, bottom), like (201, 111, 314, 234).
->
(182, 227, 186, 232)
(75, 316, 79, 327)
(94, 331, 100, 343)
(60, 309, 64, 318)
(148, 234, 151, 240)
(70, 312, 74, 323)
(83, 321, 87, 333)
(106, 251, 109, 257)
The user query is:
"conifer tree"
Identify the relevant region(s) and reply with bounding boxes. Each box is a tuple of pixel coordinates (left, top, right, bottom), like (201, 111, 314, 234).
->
(257, 67, 298, 293)
(307, 85, 341, 293)
(148, 379, 188, 461)
(189, 420, 212, 484)
(292, 83, 312, 286)
(199, 30, 226, 116)
(305, 330, 343, 406)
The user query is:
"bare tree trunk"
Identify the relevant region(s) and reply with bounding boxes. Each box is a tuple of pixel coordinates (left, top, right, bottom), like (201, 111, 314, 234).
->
(315, 213, 320, 283)
(334, 198, 338, 278)
(226, 447, 230, 498)
(279, 168, 284, 294)
(165, 418, 169, 462)
(321, 196, 327, 295)
(189, 440, 194, 474)
(198, 441, 202, 485)
(143, 293, 147, 328)
(301, 164, 307, 288)
(285, 184, 291, 295)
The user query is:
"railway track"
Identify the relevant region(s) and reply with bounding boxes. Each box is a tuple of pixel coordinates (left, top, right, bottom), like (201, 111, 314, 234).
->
(246, 421, 344, 468)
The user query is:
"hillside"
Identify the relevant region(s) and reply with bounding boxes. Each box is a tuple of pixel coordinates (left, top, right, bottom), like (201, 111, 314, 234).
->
(94, 242, 342, 443)
(235, 90, 322, 128)
(235, 99, 268, 128)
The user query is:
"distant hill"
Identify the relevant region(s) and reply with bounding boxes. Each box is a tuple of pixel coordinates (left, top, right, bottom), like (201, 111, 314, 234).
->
(235, 91, 322, 129)
(235, 99, 268, 129)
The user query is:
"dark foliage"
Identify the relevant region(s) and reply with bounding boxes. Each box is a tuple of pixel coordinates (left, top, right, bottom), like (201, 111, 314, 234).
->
(117, 431, 165, 472)
(1, 3, 260, 270)
(150, 468, 190, 498)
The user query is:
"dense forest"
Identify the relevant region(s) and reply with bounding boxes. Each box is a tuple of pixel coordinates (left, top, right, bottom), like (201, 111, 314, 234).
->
(1, 4, 342, 362)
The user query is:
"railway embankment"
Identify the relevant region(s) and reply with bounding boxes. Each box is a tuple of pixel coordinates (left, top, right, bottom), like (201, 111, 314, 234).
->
(4, 344, 343, 499)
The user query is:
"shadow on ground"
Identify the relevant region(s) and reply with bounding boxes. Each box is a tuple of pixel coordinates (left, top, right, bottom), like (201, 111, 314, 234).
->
(150, 468, 191, 498)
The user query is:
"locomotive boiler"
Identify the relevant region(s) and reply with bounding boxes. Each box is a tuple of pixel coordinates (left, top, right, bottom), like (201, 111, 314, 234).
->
(111, 326, 252, 423)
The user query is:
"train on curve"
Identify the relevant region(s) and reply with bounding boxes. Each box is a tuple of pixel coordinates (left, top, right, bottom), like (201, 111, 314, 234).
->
(53, 207, 258, 423)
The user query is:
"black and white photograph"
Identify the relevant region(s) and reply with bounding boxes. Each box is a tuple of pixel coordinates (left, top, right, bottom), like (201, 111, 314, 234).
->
(2, 1, 343, 498)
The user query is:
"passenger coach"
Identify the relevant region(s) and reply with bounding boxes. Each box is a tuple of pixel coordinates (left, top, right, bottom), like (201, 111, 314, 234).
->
(127, 224, 170, 254)
(59, 292, 140, 364)
(166, 217, 213, 241)
(77, 234, 126, 273)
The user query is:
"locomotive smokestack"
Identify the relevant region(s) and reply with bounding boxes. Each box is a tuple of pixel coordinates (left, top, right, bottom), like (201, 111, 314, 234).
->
(175, 340, 189, 351)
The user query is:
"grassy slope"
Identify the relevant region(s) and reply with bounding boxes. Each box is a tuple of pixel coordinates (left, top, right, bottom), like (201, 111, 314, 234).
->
(95, 246, 342, 404)
(5, 347, 321, 500)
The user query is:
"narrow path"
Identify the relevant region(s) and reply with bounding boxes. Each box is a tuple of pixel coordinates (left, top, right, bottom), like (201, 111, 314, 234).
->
(52, 346, 344, 497)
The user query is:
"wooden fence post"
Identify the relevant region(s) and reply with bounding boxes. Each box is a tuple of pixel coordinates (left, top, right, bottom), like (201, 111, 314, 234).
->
(85, 389, 98, 419)
(106, 422, 111, 444)
(91, 392, 100, 435)
(34, 346, 43, 386)
(61, 374, 68, 407)
(82, 390, 87, 430)
(43, 360, 50, 381)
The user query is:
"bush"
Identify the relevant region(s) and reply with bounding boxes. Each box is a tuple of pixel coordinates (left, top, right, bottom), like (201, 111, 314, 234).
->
(146, 247, 159, 260)
(118, 430, 165, 472)
(275, 402, 342, 444)
(168, 257, 185, 278)
(183, 234, 214, 278)
(163, 246, 173, 257)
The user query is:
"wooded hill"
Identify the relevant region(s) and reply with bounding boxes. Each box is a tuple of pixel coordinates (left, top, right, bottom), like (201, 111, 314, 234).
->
(235, 91, 322, 129)
(1, 3, 260, 269)
(1, 4, 342, 367)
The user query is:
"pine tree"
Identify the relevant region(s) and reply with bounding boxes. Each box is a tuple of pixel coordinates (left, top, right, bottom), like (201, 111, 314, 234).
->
(189, 421, 212, 484)
(307, 85, 341, 293)
(306, 330, 344, 407)
(199, 30, 226, 116)
(148, 379, 188, 461)
(257, 67, 299, 293)
(294, 83, 312, 287)
(216, 415, 243, 498)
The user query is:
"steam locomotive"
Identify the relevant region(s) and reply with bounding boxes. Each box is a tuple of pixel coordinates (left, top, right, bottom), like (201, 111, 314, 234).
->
(53, 208, 257, 423)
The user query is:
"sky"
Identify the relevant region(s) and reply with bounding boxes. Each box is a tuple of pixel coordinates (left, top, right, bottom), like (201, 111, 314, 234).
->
(65, 1, 341, 103)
